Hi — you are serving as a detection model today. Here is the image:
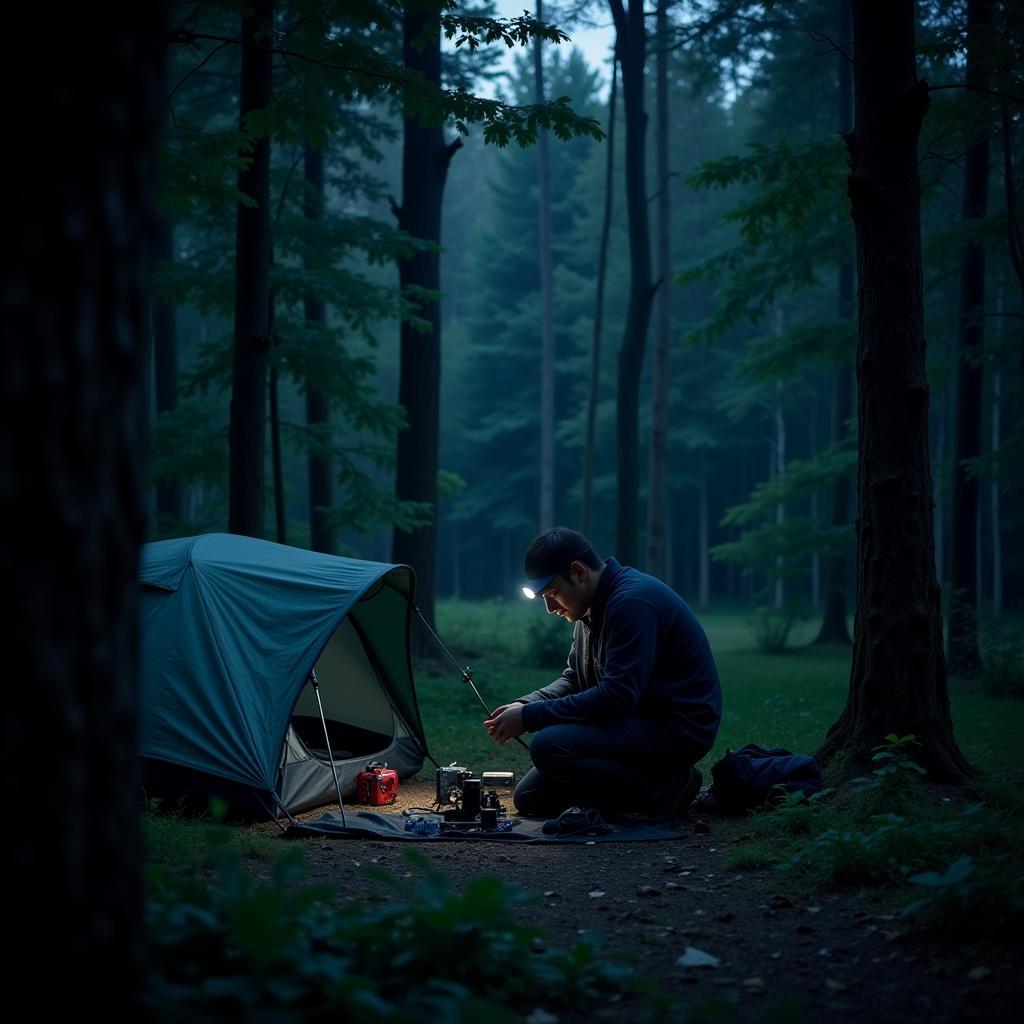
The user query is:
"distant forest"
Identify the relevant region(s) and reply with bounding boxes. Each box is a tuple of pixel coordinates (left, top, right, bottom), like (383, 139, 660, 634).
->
(151, 0, 1023, 632)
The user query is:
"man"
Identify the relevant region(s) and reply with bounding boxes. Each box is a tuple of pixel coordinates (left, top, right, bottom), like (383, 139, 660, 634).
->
(484, 527, 722, 821)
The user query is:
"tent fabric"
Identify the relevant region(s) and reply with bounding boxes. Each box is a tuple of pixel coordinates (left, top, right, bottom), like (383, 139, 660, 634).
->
(139, 533, 430, 814)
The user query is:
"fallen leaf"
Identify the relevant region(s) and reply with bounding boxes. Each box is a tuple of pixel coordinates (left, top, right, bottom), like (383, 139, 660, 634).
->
(676, 946, 721, 969)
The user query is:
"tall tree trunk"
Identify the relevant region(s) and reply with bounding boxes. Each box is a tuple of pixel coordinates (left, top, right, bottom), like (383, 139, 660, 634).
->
(818, 0, 971, 782)
(304, 138, 334, 553)
(228, 0, 273, 538)
(815, 0, 855, 644)
(773, 369, 786, 611)
(536, 1, 556, 530)
(610, 0, 655, 565)
(3, 3, 164, 1006)
(991, 365, 1002, 615)
(153, 216, 183, 527)
(948, 0, 991, 675)
(698, 450, 710, 610)
(392, 4, 461, 644)
(581, 48, 618, 536)
(646, 0, 671, 577)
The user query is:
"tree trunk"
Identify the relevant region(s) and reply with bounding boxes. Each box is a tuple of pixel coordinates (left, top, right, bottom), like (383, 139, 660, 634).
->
(817, 0, 971, 782)
(3, 3, 164, 1007)
(948, 0, 991, 675)
(773, 373, 786, 611)
(153, 216, 183, 526)
(392, 4, 461, 644)
(581, 48, 618, 536)
(815, 0, 855, 644)
(991, 365, 1002, 615)
(610, 0, 655, 565)
(646, 0, 671, 578)
(536, 0, 556, 531)
(698, 450, 710, 610)
(228, 0, 274, 538)
(304, 138, 334, 554)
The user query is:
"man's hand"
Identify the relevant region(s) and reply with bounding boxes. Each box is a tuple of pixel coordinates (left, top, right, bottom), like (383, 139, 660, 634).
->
(483, 702, 525, 744)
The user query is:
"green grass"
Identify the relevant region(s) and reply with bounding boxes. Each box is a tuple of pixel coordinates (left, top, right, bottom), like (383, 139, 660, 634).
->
(421, 600, 1024, 785)
(144, 801, 278, 869)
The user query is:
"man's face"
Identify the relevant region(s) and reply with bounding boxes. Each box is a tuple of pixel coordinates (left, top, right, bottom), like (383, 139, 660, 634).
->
(539, 564, 591, 622)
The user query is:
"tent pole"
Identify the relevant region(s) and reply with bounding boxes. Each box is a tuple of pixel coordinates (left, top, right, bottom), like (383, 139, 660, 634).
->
(310, 669, 347, 828)
(415, 606, 530, 752)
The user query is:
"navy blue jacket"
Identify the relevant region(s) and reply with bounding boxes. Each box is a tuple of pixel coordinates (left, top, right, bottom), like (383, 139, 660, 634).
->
(517, 559, 722, 755)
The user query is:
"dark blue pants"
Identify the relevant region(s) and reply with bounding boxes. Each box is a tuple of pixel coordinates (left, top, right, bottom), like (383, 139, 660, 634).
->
(513, 719, 707, 818)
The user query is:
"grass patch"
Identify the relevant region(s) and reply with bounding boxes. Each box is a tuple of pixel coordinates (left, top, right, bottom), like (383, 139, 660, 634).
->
(145, 800, 278, 870)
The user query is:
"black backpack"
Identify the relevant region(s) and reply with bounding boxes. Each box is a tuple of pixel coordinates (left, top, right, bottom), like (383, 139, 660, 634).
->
(708, 743, 823, 812)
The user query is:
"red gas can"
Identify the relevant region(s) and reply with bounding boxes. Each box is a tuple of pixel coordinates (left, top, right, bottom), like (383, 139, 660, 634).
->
(355, 761, 399, 806)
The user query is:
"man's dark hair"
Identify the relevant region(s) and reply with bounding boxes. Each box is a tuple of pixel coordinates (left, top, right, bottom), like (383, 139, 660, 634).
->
(523, 527, 602, 588)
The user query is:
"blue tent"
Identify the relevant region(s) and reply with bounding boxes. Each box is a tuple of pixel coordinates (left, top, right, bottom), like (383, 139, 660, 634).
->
(139, 533, 430, 815)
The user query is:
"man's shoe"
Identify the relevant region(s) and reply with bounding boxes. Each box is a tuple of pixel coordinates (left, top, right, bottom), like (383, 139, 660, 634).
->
(655, 765, 703, 822)
(542, 806, 612, 836)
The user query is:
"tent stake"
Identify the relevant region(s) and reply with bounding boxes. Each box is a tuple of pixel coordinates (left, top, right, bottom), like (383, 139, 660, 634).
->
(310, 669, 347, 828)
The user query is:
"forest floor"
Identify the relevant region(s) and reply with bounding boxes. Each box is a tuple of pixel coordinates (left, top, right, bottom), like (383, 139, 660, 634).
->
(256, 776, 1023, 1024)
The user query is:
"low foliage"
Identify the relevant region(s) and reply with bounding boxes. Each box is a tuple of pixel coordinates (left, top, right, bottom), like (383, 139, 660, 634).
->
(147, 838, 667, 1022)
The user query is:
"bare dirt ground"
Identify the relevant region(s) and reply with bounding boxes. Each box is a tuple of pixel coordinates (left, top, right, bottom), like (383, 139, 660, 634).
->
(257, 779, 1021, 1023)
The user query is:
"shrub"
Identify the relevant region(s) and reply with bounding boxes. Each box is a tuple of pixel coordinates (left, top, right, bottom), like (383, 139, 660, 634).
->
(147, 843, 664, 1022)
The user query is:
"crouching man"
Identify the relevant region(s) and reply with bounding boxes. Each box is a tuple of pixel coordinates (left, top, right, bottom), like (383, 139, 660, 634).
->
(484, 527, 722, 822)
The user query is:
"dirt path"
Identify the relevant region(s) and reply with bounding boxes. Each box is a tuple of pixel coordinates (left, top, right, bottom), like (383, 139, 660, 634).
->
(261, 780, 1020, 1023)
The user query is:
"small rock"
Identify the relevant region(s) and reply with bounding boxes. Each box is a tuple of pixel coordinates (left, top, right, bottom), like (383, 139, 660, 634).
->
(805, 905, 822, 914)
(796, 924, 816, 934)
(588, 890, 605, 898)
(967, 967, 992, 981)
(715, 912, 735, 923)
(768, 893, 794, 910)
(543, 890, 558, 898)
(741, 976, 766, 994)
(637, 885, 660, 898)
(526, 1011, 558, 1024)
(769, 951, 782, 959)
(818, 947, 831, 957)
(676, 946, 721, 969)
(825, 979, 847, 993)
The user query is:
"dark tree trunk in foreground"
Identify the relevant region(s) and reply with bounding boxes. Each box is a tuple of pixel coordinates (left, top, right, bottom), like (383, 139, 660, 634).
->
(610, 0, 655, 565)
(815, 0, 854, 645)
(2, 5, 164, 1007)
(392, 3, 461, 644)
(948, 0, 992, 675)
(646, 0, 671, 579)
(581, 49, 618, 537)
(818, 0, 971, 782)
(228, 0, 273, 538)
(153, 216, 183, 526)
(536, 0, 555, 531)
(304, 138, 334, 554)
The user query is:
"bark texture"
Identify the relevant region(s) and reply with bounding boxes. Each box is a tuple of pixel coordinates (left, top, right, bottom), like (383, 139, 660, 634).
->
(304, 138, 334, 554)
(610, 0, 655, 565)
(228, 0, 274, 538)
(392, 4, 461, 642)
(818, 0, 971, 782)
(2, 3, 164, 1006)
(948, 0, 992, 675)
